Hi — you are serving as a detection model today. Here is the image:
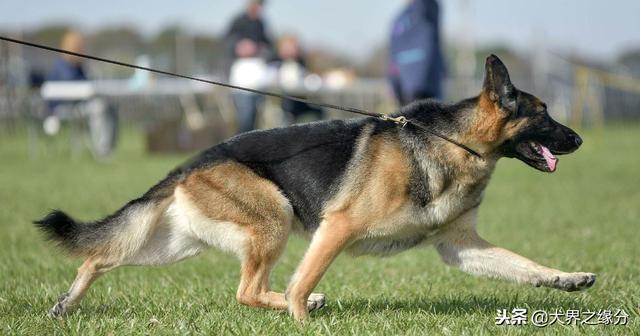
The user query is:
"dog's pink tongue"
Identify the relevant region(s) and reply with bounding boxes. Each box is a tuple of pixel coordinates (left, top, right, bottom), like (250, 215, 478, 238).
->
(538, 144, 558, 172)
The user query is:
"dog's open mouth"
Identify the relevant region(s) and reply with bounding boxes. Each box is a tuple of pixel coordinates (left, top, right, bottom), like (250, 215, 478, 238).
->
(516, 141, 559, 173)
(534, 142, 558, 172)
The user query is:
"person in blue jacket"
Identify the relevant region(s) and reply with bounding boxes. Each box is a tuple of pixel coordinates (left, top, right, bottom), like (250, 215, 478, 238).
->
(388, 0, 446, 105)
(46, 30, 88, 113)
(44, 30, 118, 156)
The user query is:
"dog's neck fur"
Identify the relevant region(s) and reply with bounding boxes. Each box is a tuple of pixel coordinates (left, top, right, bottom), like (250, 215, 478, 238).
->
(397, 97, 501, 199)
(401, 96, 502, 154)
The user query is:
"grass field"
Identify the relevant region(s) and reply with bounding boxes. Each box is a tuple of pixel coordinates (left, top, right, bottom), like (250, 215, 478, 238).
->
(0, 124, 638, 335)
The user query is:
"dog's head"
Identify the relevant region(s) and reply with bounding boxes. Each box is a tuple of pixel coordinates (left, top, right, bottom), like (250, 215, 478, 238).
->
(472, 55, 582, 172)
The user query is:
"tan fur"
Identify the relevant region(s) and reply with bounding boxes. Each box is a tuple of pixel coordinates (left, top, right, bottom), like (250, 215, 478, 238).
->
(181, 162, 291, 229)
(473, 92, 507, 144)
(463, 92, 530, 152)
(327, 135, 411, 230)
(179, 162, 295, 309)
(48, 255, 119, 317)
(287, 214, 355, 320)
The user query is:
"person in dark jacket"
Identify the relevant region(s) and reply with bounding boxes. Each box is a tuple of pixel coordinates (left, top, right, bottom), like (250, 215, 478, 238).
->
(225, 0, 273, 133)
(225, 0, 273, 63)
(271, 34, 323, 124)
(388, 0, 446, 105)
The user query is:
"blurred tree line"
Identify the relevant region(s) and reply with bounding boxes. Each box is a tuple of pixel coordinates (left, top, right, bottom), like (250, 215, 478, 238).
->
(5, 24, 640, 87)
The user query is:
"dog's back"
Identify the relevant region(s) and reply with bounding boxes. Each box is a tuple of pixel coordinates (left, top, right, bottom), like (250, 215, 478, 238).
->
(37, 118, 366, 254)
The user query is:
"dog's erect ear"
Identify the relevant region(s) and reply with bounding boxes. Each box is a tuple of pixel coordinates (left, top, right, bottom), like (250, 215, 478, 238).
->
(482, 54, 516, 113)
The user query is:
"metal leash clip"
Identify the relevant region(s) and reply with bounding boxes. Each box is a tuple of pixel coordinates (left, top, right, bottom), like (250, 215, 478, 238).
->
(381, 115, 408, 127)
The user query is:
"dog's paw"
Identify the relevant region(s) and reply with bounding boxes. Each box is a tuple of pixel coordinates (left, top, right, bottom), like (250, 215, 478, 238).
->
(306, 293, 326, 312)
(48, 293, 69, 319)
(552, 272, 596, 292)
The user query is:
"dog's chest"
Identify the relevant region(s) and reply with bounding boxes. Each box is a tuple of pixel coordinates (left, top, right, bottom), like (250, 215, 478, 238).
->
(347, 171, 487, 257)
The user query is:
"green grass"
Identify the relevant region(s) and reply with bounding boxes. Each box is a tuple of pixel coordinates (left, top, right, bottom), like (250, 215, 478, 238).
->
(0, 125, 639, 335)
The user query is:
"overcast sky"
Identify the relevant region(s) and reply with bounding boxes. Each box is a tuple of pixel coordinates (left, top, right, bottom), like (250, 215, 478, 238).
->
(1, 0, 639, 61)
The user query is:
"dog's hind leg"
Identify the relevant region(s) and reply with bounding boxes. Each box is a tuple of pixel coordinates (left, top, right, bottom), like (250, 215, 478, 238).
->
(232, 205, 292, 310)
(48, 255, 119, 318)
(39, 195, 176, 318)
(47, 197, 194, 318)
(233, 225, 327, 311)
(436, 209, 596, 292)
(176, 162, 321, 311)
(235, 242, 289, 310)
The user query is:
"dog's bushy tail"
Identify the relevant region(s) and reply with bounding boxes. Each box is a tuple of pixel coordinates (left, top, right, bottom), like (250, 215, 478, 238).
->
(35, 174, 181, 256)
(35, 210, 86, 251)
(34, 196, 169, 256)
(34, 205, 125, 256)
(35, 207, 125, 255)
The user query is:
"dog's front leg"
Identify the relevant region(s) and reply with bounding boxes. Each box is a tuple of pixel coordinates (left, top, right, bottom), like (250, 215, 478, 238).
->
(435, 210, 596, 291)
(286, 213, 355, 321)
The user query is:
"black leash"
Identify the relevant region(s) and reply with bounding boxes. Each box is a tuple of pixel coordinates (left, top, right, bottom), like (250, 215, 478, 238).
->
(0, 35, 483, 159)
(408, 120, 483, 159)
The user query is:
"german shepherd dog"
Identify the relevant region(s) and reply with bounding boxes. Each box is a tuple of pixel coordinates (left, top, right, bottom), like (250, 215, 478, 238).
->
(37, 55, 595, 321)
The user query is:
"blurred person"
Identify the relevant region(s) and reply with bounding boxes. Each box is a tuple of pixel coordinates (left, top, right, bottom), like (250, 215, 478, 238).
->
(44, 30, 118, 156)
(49, 30, 87, 79)
(225, 0, 273, 133)
(388, 0, 446, 105)
(272, 34, 323, 123)
(128, 55, 152, 90)
(46, 30, 87, 114)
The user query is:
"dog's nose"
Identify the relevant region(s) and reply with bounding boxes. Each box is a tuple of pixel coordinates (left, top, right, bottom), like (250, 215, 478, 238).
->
(569, 133, 583, 147)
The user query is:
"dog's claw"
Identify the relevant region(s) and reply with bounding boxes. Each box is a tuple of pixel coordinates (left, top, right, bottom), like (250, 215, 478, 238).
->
(307, 293, 326, 312)
(553, 272, 596, 292)
(48, 292, 69, 318)
(48, 303, 65, 318)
